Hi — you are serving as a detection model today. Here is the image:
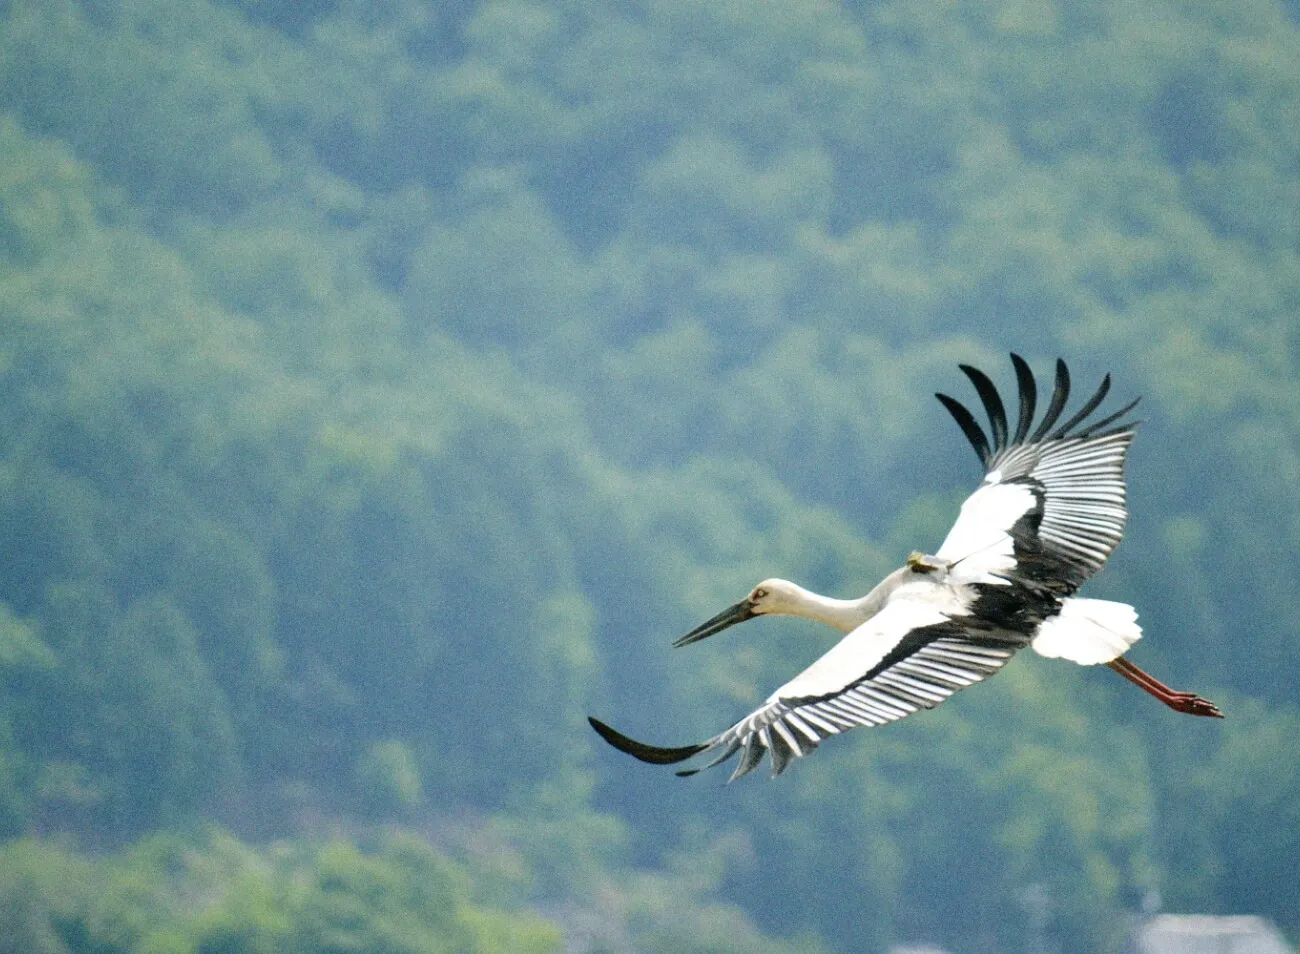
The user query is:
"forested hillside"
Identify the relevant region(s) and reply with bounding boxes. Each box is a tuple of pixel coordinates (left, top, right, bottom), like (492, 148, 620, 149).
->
(1, 1, 1297, 952)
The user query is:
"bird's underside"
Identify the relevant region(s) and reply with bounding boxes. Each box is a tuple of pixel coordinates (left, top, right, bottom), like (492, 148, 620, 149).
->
(589, 355, 1222, 782)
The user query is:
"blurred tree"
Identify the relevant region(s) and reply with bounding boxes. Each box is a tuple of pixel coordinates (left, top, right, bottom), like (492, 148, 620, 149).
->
(0, 0, 1296, 950)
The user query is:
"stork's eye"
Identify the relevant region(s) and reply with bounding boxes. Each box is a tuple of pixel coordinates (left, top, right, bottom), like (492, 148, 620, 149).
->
(753, 588, 769, 600)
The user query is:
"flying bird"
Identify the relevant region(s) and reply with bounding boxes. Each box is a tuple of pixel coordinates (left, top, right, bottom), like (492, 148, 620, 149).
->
(589, 354, 1222, 782)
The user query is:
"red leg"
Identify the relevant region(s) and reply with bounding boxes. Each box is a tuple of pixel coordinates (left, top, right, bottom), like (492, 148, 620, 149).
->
(1107, 657, 1224, 718)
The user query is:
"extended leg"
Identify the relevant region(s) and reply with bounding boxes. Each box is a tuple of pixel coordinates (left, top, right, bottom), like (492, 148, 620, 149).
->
(1107, 657, 1223, 718)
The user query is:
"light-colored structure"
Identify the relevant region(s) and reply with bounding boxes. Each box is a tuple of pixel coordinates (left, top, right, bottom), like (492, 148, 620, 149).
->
(1121, 914, 1294, 954)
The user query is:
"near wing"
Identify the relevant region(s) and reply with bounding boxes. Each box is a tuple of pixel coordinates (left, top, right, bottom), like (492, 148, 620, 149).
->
(589, 591, 1029, 781)
(933, 355, 1140, 592)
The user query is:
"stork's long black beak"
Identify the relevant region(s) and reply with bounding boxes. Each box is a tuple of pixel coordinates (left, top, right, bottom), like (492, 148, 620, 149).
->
(672, 598, 756, 648)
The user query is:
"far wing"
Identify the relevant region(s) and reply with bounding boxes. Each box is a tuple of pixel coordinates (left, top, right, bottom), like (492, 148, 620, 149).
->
(933, 355, 1139, 592)
(591, 591, 1028, 781)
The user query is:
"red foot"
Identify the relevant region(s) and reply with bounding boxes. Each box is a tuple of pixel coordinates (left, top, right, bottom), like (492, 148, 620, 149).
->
(1165, 692, 1224, 719)
(1107, 658, 1225, 719)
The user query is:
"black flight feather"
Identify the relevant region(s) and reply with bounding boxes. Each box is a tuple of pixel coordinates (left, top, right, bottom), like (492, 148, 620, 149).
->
(1029, 359, 1071, 442)
(1050, 373, 1111, 440)
(588, 717, 706, 765)
(935, 392, 991, 465)
(1009, 353, 1037, 445)
(1075, 396, 1142, 439)
(959, 363, 1009, 453)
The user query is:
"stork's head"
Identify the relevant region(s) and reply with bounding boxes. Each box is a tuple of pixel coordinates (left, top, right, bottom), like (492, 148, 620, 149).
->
(672, 578, 806, 648)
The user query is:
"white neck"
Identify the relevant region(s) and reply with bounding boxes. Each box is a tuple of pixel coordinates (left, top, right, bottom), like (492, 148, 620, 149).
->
(778, 566, 915, 632)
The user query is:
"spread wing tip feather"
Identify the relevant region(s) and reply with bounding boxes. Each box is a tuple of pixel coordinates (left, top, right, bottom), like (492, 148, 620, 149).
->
(936, 391, 991, 464)
(1009, 353, 1037, 444)
(941, 355, 1141, 462)
(958, 363, 1009, 451)
(588, 717, 707, 766)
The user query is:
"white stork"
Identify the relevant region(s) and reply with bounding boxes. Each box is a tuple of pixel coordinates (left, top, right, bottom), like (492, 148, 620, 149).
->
(589, 354, 1222, 781)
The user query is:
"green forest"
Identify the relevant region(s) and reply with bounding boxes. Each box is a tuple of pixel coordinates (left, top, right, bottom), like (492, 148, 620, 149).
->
(1, 0, 1297, 951)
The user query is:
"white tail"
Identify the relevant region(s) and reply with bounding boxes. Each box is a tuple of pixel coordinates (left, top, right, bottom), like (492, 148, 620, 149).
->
(1031, 598, 1143, 665)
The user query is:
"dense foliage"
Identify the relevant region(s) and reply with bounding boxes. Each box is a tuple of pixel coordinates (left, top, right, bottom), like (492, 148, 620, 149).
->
(0, 830, 562, 954)
(1, 0, 1297, 951)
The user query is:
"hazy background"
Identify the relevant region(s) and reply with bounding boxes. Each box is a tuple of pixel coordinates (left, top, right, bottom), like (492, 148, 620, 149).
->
(1, 1, 1297, 952)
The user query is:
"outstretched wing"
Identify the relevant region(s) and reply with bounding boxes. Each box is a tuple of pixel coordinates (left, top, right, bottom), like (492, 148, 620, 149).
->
(590, 589, 1031, 781)
(933, 355, 1140, 593)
